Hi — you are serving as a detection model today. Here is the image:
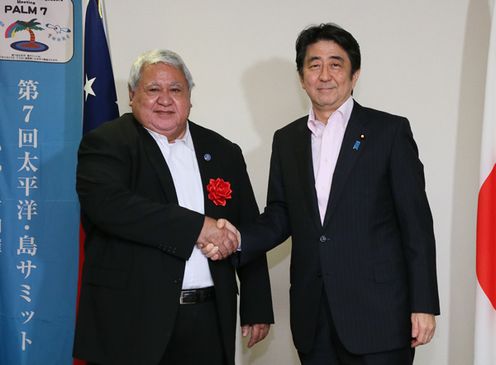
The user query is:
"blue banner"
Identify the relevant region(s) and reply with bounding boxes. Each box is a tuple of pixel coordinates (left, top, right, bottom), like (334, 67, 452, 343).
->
(0, 1, 82, 364)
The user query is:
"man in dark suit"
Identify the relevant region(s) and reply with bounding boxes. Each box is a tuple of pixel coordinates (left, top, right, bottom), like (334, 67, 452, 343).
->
(73, 49, 273, 365)
(213, 23, 440, 364)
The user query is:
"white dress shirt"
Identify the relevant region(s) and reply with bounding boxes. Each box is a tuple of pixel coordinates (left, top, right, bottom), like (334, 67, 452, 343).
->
(147, 124, 214, 289)
(307, 97, 354, 223)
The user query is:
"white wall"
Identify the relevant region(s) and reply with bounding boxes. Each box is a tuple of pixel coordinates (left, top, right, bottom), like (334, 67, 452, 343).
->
(99, 0, 492, 363)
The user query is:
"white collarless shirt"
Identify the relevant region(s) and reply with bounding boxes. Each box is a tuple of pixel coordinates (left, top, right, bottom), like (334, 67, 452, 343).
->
(147, 124, 214, 289)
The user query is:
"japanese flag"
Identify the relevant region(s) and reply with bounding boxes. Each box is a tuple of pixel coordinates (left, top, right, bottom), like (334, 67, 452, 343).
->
(474, 3, 496, 365)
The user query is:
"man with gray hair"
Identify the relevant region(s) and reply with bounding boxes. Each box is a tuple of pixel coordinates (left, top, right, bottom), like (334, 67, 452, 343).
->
(73, 49, 273, 365)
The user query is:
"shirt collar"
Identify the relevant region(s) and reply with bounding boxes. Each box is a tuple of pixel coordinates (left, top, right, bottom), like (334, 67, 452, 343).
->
(146, 122, 195, 152)
(307, 96, 354, 136)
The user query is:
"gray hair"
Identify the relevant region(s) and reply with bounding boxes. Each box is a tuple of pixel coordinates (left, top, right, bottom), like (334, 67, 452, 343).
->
(128, 49, 195, 91)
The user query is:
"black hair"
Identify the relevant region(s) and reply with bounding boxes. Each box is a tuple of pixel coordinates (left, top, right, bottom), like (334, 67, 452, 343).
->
(295, 23, 361, 77)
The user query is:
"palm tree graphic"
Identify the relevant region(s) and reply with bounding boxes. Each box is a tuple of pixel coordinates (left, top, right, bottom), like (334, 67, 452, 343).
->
(5, 18, 49, 52)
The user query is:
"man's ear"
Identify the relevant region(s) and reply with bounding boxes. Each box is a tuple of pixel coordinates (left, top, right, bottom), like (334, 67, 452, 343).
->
(128, 87, 134, 107)
(351, 69, 361, 87)
(298, 72, 306, 90)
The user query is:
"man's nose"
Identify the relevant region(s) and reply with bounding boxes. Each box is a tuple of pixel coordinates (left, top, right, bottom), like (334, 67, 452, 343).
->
(319, 66, 331, 81)
(157, 91, 172, 105)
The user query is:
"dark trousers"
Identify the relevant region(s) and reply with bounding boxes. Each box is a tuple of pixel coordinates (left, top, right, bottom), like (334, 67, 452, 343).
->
(88, 300, 225, 365)
(298, 293, 414, 365)
(158, 299, 226, 365)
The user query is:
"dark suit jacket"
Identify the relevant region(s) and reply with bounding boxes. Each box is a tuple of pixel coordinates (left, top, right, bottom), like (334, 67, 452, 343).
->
(73, 113, 274, 365)
(241, 101, 439, 355)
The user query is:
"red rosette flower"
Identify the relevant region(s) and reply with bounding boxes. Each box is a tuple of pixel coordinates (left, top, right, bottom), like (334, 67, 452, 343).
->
(207, 178, 232, 206)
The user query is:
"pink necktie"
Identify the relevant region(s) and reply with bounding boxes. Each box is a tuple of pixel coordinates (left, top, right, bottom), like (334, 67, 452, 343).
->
(315, 113, 343, 224)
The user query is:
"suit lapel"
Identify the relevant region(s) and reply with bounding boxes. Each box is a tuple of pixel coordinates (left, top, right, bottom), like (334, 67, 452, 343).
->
(323, 101, 367, 227)
(136, 119, 179, 204)
(293, 118, 322, 229)
(189, 122, 216, 217)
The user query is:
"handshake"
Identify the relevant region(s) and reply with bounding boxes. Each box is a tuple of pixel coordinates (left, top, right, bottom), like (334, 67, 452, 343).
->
(196, 217, 240, 261)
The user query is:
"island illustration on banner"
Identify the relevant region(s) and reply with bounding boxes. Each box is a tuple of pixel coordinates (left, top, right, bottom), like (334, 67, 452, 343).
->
(5, 18, 49, 52)
(0, 1, 74, 63)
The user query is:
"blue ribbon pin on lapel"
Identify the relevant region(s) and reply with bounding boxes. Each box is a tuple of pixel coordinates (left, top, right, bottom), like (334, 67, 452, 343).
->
(204, 153, 212, 161)
(353, 134, 365, 151)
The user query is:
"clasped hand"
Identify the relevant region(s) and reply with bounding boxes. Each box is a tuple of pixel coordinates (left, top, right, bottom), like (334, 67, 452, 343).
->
(196, 217, 240, 260)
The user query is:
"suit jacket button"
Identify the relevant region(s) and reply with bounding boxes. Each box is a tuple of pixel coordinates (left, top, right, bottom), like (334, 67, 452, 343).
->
(320, 235, 327, 243)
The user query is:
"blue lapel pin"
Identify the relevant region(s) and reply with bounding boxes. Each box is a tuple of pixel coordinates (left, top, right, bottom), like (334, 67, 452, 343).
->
(353, 134, 365, 151)
(204, 153, 212, 161)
